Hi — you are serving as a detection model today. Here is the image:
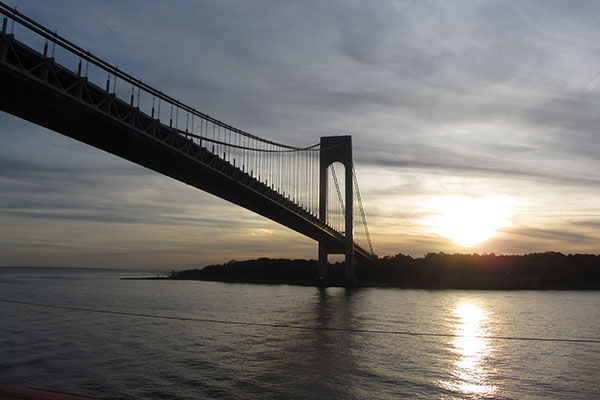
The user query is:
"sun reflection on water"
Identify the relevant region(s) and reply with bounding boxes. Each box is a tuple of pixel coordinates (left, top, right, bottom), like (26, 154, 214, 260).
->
(440, 302, 497, 399)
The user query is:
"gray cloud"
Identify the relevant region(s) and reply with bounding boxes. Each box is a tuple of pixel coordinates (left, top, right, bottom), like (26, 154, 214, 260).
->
(506, 225, 595, 244)
(570, 219, 600, 230)
(3, 0, 600, 266)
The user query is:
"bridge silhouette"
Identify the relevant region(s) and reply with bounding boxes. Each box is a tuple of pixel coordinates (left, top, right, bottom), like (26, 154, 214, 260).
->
(0, 4, 375, 282)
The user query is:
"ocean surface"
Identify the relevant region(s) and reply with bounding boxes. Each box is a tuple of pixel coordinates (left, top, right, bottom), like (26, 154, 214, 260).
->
(1, 267, 599, 399)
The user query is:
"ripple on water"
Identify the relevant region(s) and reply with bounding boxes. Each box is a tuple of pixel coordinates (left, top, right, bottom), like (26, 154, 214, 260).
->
(1, 271, 599, 399)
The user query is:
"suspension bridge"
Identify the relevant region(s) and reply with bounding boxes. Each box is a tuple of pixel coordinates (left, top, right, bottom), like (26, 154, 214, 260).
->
(0, 4, 376, 282)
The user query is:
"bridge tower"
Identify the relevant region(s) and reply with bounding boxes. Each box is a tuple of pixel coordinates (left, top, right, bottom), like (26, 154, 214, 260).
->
(319, 135, 355, 283)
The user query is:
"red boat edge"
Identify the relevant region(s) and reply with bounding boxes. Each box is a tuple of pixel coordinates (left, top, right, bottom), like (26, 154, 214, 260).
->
(0, 386, 104, 400)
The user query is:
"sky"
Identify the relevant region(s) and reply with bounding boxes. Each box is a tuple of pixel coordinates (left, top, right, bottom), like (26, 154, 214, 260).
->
(1, 0, 600, 269)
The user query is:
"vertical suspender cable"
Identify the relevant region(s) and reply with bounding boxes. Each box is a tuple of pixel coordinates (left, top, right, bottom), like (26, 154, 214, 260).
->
(353, 164, 374, 256)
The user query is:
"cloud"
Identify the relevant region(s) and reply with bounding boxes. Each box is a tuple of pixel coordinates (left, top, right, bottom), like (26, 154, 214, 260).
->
(570, 219, 600, 230)
(3, 0, 600, 267)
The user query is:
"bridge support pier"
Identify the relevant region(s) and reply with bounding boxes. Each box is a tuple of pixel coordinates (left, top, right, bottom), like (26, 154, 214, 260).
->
(318, 135, 355, 284)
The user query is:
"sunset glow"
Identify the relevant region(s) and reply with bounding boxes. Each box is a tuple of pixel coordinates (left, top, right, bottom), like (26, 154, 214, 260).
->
(424, 196, 516, 246)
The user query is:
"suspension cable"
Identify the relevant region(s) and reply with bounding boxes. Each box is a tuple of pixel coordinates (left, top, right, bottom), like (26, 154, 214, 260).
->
(353, 164, 374, 256)
(0, 2, 308, 151)
(0, 3, 352, 158)
(330, 165, 346, 218)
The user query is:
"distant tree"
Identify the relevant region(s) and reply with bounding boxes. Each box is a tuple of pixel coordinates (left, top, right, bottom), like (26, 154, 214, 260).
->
(167, 251, 600, 289)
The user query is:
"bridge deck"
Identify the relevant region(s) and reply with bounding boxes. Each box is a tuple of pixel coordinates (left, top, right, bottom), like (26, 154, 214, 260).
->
(0, 31, 373, 262)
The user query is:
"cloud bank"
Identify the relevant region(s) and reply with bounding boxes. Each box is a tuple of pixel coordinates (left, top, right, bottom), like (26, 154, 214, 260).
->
(1, 0, 600, 267)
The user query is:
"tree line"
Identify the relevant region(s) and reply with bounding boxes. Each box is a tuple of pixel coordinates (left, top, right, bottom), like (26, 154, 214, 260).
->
(170, 252, 600, 289)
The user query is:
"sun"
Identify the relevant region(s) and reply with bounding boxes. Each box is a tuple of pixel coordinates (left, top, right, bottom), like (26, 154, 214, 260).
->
(424, 195, 515, 246)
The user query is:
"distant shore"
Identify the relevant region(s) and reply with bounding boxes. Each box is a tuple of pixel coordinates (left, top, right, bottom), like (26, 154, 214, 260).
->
(157, 252, 600, 289)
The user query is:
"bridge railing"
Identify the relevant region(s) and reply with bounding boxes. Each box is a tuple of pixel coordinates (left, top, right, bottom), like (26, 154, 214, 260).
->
(0, 3, 293, 148)
(0, 3, 325, 214)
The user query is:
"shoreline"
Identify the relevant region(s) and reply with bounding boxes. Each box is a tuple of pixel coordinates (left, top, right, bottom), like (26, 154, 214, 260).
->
(122, 276, 600, 290)
(123, 252, 600, 290)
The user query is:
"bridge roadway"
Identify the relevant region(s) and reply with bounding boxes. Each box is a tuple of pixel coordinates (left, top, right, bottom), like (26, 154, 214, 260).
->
(0, 31, 373, 263)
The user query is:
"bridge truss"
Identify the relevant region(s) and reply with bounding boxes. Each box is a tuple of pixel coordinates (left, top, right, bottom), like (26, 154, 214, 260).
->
(0, 3, 376, 280)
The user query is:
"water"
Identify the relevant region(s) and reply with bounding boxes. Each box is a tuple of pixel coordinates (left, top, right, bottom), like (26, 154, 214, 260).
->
(1, 267, 599, 399)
